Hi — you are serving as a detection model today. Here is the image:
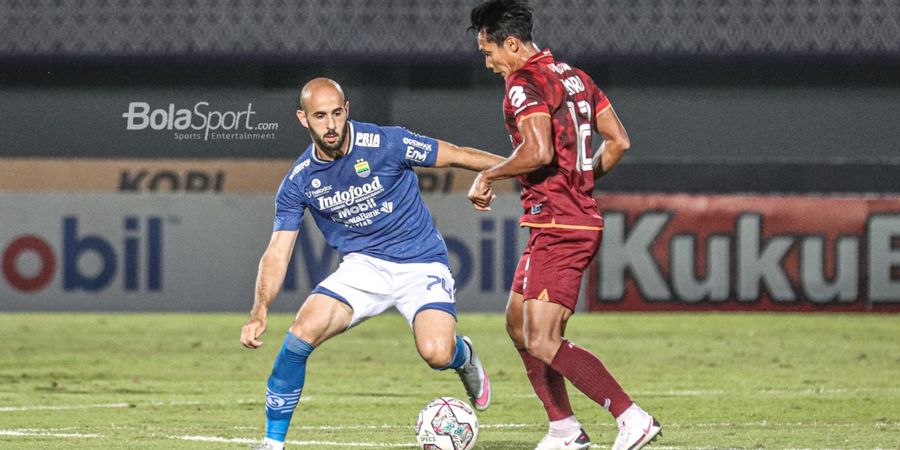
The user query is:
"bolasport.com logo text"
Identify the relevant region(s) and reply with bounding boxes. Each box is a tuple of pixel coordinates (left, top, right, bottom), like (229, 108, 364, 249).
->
(122, 101, 279, 141)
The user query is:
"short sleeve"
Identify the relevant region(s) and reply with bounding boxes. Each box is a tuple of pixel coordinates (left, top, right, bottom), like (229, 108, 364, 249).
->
(273, 175, 307, 231)
(383, 126, 440, 168)
(581, 70, 611, 115)
(506, 71, 551, 122)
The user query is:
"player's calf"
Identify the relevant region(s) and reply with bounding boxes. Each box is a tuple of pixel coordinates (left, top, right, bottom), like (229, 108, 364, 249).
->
(257, 333, 315, 450)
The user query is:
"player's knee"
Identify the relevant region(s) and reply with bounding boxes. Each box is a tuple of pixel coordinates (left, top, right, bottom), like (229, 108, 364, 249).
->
(287, 324, 313, 345)
(523, 331, 558, 363)
(505, 320, 525, 348)
(418, 339, 454, 369)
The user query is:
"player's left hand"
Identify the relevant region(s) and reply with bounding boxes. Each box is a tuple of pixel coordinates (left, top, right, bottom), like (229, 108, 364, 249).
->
(240, 316, 267, 349)
(468, 172, 495, 211)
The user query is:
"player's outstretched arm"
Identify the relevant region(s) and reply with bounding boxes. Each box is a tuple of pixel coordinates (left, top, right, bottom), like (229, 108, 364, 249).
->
(482, 114, 554, 182)
(591, 105, 631, 180)
(433, 140, 505, 171)
(467, 114, 554, 210)
(240, 230, 298, 349)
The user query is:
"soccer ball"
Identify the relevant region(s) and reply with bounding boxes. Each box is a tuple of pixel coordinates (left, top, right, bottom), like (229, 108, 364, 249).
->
(415, 397, 479, 450)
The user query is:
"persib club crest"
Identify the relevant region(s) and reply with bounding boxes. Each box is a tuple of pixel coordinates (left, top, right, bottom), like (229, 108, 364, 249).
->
(354, 159, 371, 178)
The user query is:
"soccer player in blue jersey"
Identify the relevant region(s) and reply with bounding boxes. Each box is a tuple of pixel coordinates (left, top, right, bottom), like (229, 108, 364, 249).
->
(239, 78, 503, 450)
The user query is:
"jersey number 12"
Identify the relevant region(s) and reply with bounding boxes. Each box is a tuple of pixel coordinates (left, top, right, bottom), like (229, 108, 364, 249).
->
(566, 100, 593, 172)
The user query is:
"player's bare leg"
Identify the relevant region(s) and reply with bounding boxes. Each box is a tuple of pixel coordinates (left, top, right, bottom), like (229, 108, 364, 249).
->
(413, 309, 459, 368)
(522, 299, 661, 450)
(288, 293, 353, 346)
(253, 294, 353, 450)
(413, 309, 491, 411)
(508, 293, 588, 449)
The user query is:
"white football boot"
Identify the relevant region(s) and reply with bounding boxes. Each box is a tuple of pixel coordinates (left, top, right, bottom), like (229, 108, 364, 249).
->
(611, 405, 661, 450)
(534, 427, 591, 450)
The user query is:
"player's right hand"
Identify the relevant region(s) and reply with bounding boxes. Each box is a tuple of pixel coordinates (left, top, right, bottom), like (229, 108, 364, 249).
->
(468, 172, 495, 211)
(240, 316, 267, 349)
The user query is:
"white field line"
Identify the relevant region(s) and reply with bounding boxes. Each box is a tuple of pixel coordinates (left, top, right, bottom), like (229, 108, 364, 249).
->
(174, 435, 887, 450)
(0, 402, 132, 412)
(0, 427, 891, 450)
(289, 422, 532, 431)
(4, 386, 895, 413)
(296, 421, 897, 431)
(0, 429, 102, 438)
(174, 435, 413, 447)
(508, 387, 900, 399)
(0, 398, 262, 413)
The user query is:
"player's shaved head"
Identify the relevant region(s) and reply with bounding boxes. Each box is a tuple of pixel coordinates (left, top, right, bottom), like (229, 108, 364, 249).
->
(295, 77, 351, 160)
(299, 77, 345, 112)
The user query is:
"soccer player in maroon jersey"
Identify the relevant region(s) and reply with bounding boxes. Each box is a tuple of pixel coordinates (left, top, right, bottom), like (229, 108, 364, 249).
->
(467, 1, 662, 449)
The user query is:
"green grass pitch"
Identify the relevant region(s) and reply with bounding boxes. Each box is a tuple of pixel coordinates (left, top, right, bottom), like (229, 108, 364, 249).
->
(0, 312, 897, 449)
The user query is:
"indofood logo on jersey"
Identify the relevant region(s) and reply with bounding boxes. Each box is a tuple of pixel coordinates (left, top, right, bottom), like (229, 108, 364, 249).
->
(317, 176, 383, 210)
(122, 101, 280, 141)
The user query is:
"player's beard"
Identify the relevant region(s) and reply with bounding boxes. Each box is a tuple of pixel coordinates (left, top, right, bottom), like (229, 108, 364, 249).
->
(311, 122, 350, 159)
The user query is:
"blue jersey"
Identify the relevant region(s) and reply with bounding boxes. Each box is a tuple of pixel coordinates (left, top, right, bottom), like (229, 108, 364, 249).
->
(273, 120, 448, 265)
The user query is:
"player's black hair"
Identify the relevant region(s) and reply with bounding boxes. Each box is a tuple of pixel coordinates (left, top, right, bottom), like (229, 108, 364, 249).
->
(469, 0, 534, 44)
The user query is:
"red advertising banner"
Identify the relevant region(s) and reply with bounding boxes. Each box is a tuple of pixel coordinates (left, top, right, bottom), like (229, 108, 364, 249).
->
(587, 194, 900, 312)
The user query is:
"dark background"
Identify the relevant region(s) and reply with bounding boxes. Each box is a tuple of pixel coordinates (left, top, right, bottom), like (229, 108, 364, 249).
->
(2, 0, 899, 193)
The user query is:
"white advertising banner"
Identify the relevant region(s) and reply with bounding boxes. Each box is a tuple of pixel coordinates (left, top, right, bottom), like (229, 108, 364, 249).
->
(0, 193, 527, 312)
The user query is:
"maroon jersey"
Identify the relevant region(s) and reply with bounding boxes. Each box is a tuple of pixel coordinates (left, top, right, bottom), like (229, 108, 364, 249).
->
(503, 49, 610, 230)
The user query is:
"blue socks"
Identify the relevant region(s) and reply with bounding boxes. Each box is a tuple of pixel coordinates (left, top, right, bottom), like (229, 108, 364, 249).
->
(265, 333, 314, 442)
(436, 335, 471, 371)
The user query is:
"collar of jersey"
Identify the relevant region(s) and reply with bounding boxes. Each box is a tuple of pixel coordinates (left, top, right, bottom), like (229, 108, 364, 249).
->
(310, 121, 356, 165)
(529, 48, 553, 65)
(509, 48, 554, 78)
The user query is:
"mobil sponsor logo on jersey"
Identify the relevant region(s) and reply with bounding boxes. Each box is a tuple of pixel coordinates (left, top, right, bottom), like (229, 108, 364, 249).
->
(354, 132, 381, 148)
(336, 198, 380, 222)
(403, 137, 432, 163)
(318, 176, 384, 211)
(1, 216, 165, 293)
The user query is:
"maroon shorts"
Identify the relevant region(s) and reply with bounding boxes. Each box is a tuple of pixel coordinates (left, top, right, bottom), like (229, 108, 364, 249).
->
(511, 226, 602, 311)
